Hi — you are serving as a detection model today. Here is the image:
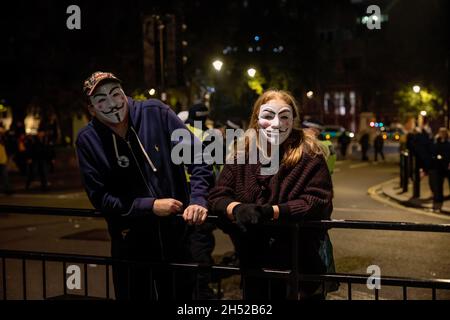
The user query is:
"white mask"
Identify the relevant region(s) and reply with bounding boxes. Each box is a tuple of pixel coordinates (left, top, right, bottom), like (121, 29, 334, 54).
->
(89, 82, 128, 124)
(258, 100, 294, 145)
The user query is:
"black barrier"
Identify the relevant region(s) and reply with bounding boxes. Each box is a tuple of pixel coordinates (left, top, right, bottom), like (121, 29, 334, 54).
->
(1, 205, 450, 300)
(412, 152, 421, 198)
(401, 148, 421, 199)
(400, 150, 409, 193)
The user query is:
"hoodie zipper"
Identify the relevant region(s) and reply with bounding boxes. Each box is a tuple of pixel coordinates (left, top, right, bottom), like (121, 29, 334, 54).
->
(124, 137, 166, 262)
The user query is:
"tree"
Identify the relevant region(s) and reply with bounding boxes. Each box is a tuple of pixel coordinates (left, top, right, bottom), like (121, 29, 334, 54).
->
(394, 86, 443, 122)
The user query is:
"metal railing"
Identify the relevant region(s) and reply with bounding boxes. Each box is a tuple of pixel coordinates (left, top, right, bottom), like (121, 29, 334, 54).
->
(1, 205, 450, 300)
(399, 149, 421, 198)
(399, 150, 410, 193)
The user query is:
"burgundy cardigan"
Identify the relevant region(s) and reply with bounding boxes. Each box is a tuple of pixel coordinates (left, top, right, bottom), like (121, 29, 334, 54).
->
(208, 151, 333, 221)
(209, 151, 335, 298)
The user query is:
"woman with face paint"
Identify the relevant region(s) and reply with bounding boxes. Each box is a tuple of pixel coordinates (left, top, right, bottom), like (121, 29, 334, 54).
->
(209, 89, 336, 300)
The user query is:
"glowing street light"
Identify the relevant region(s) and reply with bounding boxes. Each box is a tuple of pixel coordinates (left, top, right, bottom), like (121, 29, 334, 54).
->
(247, 68, 256, 78)
(306, 91, 314, 99)
(148, 88, 156, 96)
(418, 110, 427, 128)
(212, 60, 223, 71)
(413, 85, 421, 93)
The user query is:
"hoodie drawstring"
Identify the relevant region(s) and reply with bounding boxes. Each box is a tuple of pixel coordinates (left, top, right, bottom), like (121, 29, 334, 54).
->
(112, 128, 157, 172)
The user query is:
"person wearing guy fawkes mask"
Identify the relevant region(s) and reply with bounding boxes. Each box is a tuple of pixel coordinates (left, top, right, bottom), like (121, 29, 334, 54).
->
(208, 90, 335, 300)
(76, 71, 214, 300)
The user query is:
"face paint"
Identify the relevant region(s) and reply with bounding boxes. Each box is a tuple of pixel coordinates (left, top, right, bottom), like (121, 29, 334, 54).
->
(258, 99, 294, 145)
(90, 82, 128, 124)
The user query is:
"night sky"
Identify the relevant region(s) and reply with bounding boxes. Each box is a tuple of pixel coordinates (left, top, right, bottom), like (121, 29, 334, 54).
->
(0, 0, 448, 125)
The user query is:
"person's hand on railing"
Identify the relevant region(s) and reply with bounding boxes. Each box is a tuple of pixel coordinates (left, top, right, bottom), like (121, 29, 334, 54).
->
(231, 204, 274, 232)
(153, 198, 183, 217)
(233, 204, 261, 232)
(183, 204, 208, 225)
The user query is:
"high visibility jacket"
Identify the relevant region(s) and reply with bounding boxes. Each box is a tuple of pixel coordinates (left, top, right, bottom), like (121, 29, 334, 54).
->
(0, 143, 7, 165)
(185, 124, 221, 182)
(320, 140, 336, 174)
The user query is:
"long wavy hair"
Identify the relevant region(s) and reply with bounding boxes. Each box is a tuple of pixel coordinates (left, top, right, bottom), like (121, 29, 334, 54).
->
(245, 89, 327, 168)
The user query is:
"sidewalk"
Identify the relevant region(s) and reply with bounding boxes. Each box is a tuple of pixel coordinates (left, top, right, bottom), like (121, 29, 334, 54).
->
(381, 176, 450, 214)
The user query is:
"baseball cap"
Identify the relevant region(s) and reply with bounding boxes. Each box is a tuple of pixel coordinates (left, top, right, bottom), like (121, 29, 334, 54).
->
(188, 103, 209, 121)
(83, 71, 122, 96)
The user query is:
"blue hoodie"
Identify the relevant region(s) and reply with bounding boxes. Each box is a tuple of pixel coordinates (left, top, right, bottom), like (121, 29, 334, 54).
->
(76, 98, 213, 237)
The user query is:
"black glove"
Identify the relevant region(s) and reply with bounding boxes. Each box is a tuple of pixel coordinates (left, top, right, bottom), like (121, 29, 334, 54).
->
(233, 204, 263, 232)
(213, 198, 235, 216)
(233, 204, 275, 232)
(260, 204, 274, 221)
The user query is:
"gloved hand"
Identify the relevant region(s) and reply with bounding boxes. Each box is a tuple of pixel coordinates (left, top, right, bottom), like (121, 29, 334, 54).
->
(232, 204, 274, 232)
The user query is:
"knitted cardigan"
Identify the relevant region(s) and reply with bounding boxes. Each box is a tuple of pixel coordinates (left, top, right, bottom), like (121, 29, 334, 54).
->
(208, 150, 334, 286)
(208, 151, 333, 221)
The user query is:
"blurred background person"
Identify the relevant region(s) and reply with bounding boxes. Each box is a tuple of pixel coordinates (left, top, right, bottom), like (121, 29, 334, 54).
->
(338, 130, 351, 159)
(429, 128, 450, 213)
(184, 103, 217, 299)
(0, 127, 12, 194)
(359, 130, 370, 161)
(374, 132, 385, 162)
(25, 128, 50, 191)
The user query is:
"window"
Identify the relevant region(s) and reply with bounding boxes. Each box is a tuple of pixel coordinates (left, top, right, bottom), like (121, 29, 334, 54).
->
(324, 92, 330, 113)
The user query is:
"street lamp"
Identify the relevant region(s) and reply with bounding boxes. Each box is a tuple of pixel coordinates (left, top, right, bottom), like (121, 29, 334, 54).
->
(413, 85, 421, 93)
(417, 110, 427, 128)
(212, 60, 223, 72)
(247, 68, 256, 78)
(148, 88, 156, 96)
(306, 91, 314, 99)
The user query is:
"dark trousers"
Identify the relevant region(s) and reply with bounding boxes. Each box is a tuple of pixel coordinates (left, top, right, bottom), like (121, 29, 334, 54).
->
(112, 262, 193, 300)
(110, 226, 194, 300)
(26, 160, 48, 189)
(242, 275, 325, 300)
(429, 169, 450, 210)
(374, 148, 385, 161)
(361, 146, 369, 161)
(0, 164, 10, 192)
(189, 222, 216, 299)
(15, 152, 27, 175)
(340, 144, 349, 158)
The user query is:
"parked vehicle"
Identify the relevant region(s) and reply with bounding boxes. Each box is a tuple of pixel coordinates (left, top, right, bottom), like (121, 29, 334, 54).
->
(382, 128, 405, 141)
(321, 125, 355, 141)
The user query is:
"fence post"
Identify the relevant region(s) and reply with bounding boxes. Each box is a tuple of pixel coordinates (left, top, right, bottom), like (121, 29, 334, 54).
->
(400, 151, 405, 190)
(286, 223, 299, 300)
(413, 153, 420, 198)
(401, 151, 409, 193)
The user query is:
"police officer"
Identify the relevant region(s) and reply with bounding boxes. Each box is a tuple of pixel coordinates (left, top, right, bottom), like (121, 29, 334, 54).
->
(184, 103, 218, 299)
(301, 120, 336, 173)
(429, 128, 450, 212)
